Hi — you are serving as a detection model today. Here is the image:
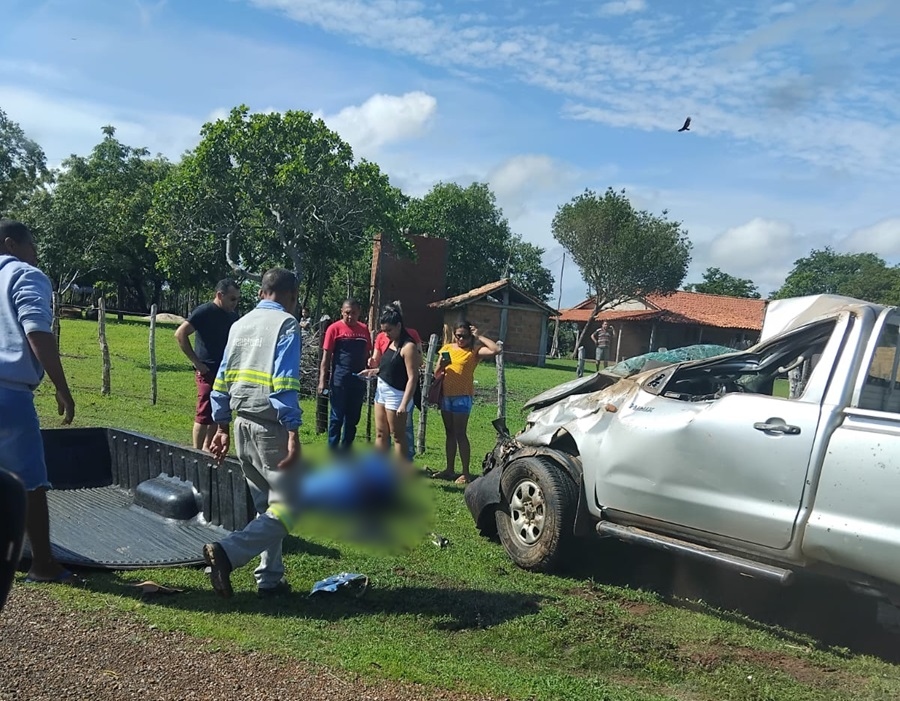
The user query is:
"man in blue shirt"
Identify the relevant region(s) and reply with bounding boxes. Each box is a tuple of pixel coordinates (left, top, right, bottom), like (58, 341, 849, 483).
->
(203, 268, 302, 599)
(0, 219, 77, 584)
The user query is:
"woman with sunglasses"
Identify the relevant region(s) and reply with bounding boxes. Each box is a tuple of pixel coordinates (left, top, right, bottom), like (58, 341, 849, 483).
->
(430, 320, 500, 484)
(358, 303, 420, 463)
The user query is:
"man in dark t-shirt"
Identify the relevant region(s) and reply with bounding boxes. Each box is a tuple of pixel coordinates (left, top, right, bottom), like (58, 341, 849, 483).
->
(175, 279, 241, 450)
(318, 299, 372, 452)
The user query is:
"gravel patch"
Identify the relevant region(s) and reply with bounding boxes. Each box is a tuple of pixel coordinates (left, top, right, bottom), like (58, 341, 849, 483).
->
(0, 586, 501, 701)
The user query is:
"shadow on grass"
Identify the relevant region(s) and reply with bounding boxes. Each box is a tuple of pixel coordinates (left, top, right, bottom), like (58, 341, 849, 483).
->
(85, 573, 544, 631)
(282, 536, 342, 559)
(558, 538, 900, 663)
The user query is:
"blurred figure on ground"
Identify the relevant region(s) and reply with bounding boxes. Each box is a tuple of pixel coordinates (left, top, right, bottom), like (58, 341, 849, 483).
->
(360, 303, 420, 464)
(205, 268, 302, 599)
(591, 321, 615, 371)
(0, 219, 78, 584)
(430, 320, 500, 485)
(175, 279, 241, 451)
(319, 298, 371, 453)
(369, 300, 422, 461)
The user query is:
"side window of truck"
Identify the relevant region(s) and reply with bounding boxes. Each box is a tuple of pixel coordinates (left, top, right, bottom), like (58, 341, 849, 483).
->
(859, 323, 900, 414)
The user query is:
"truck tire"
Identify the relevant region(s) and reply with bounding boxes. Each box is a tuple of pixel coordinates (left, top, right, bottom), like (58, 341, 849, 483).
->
(495, 455, 578, 572)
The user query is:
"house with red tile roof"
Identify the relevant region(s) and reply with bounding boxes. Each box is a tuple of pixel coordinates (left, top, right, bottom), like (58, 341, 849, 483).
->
(557, 291, 767, 362)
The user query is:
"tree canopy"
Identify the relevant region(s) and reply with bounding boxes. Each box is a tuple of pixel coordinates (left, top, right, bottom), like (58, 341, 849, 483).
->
(16, 126, 171, 310)
(146, 105, 407, 318)
(684, 267, 761, 298)
(0, 107, 48, 215)
(772, 247, 900, 305)
(552, 187, 692, 351)
(404, 181, 554, 300)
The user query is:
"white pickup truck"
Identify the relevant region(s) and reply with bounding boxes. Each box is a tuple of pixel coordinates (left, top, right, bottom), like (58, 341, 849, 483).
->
(466, 295, 900, 602)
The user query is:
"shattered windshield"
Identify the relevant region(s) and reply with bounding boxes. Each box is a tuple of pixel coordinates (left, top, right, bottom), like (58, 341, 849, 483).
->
(648, 318, 839, 402)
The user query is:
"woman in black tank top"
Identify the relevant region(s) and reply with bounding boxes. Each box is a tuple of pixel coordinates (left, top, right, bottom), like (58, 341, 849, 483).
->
(359, 303, 420, 462)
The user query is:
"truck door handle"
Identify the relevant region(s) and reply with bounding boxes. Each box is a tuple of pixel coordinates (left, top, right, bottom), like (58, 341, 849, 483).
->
(754, 421, 801, 435)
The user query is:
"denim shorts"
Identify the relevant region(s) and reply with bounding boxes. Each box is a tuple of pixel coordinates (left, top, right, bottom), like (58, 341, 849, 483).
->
(440, 395, 473, 414)
(0, 386, 50, 491)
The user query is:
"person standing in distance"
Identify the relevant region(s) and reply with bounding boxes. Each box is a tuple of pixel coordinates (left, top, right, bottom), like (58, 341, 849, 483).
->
(0, 219, 77, 584)
(318, 298, 371, 453)
(175, 279, 241, 451)
(591, 321, 615, 371)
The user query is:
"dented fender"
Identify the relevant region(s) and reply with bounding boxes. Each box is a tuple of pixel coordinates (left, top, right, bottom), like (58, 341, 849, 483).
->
(464, 443, 585, 535)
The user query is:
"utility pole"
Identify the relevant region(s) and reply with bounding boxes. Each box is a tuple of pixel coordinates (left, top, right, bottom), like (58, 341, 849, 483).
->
(550, 253, 565, 358)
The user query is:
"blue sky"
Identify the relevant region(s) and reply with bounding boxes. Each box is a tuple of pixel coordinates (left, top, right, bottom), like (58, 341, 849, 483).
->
(2, 0, 899, 306)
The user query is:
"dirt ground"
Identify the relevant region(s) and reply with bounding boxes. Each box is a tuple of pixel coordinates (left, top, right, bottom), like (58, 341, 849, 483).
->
(0, 586, 499, 701)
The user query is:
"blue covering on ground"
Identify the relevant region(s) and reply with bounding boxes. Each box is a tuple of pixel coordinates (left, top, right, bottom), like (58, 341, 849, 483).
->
(310, 572, 369, 595)
(606, 344, 736, 378)
(300, 452, 398, 512)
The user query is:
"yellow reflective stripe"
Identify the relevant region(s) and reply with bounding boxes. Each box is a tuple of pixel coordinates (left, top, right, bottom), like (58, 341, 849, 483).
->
(223, 368, 272, 383)
(272, 376, 301, 392)
(267, 502, 296, 531)
(212, 378, 228, 392)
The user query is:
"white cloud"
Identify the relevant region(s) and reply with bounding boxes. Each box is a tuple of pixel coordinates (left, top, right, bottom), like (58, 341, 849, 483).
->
(319, 91, 437, 158)
(598, 0, 647, 17)
(769, 2, 797, 16)
(488, 155, 574, 203)
(0, 86, 218, 167)
(842, 218, 900, 258)
(246, 0, 900, 176)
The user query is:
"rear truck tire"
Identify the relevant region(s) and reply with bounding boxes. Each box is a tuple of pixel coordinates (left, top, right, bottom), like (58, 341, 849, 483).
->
(495, 455, 578, 572)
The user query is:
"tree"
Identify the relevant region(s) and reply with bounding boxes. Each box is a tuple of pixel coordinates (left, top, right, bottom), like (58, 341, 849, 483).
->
(507, 236, 555, 302)
(685, 267, 761, 298)
(20, 126, 172, 313)
(0, 107, 48, 215)
(552, 187, 692, 353)
(773, 247, 900, 305)
(146, 105, 408, 319)
(404, 182, 554, 300)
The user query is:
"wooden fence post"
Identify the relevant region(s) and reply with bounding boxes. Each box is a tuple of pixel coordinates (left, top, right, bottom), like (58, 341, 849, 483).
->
(417, 334, 439, 455)
(576, 345, 585, 378)
(149, 303, 158, 405)
(495, 340, 506, 420)
(365, 380, 373, 442)
(51, 291, 61, 348)
(98, 297, 111, 396)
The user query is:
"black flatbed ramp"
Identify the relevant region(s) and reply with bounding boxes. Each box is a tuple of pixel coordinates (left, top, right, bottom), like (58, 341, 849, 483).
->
(26, 428, 254, 570)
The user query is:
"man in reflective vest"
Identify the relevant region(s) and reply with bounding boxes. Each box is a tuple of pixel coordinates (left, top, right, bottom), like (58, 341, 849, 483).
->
(204, 268, 302, 599)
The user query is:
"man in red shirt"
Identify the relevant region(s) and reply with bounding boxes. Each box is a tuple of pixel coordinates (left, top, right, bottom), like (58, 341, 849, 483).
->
(318, 299, 372, 452)
(370, 318, 422, 461)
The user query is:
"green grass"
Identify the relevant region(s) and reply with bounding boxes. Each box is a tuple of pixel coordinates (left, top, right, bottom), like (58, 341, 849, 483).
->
(27, 318, 900, 701)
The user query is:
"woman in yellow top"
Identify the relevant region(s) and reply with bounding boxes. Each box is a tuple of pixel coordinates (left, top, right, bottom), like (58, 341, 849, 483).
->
(431, 321, 500, 484)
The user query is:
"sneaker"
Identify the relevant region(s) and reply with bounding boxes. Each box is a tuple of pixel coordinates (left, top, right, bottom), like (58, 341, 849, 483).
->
(257, 580, 292, 599)
(202, 543, 233, 599)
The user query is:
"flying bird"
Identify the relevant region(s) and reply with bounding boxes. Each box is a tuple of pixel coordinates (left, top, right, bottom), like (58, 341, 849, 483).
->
(678, 116, 691, 132)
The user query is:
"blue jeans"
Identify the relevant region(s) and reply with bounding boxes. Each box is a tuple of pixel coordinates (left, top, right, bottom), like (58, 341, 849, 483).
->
(328, 382, 366, 452)
(0, 386, 49, 491)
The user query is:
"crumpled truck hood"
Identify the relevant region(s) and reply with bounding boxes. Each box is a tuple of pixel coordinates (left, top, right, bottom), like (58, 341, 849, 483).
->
(517, 373, 648, 447)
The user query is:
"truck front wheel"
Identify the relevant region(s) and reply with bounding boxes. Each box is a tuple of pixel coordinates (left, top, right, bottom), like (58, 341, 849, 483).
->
(495, 455, 577, 572)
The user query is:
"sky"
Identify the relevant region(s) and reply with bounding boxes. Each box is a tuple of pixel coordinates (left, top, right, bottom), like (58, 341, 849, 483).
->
(2, 0, 899, 307)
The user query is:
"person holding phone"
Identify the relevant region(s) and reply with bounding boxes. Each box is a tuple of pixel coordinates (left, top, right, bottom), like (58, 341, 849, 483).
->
(368, 300, 422, 461)
(358, 303, 419, 463)
(430, 320, 500, 484)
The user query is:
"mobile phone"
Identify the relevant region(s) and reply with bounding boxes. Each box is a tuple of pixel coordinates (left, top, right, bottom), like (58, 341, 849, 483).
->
(440, 351, 452, 363)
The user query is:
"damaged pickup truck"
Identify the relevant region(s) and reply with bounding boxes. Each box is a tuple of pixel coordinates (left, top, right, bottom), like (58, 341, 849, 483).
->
(466, 294, 900, 601)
